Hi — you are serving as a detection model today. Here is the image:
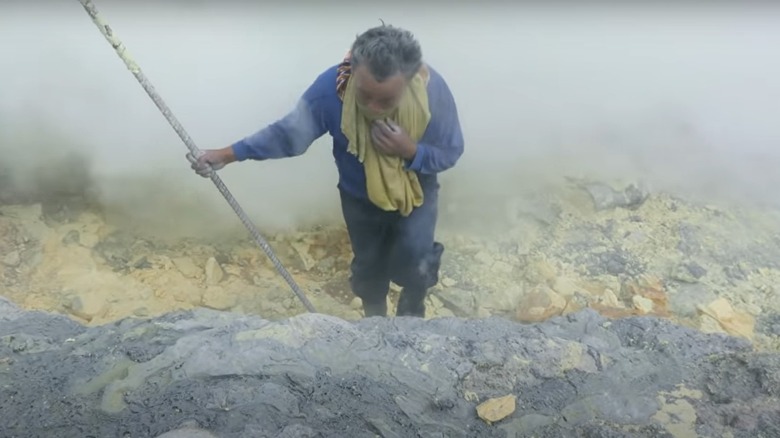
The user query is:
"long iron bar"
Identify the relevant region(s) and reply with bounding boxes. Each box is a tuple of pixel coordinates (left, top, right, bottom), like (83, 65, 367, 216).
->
(76, 0, 317, 313)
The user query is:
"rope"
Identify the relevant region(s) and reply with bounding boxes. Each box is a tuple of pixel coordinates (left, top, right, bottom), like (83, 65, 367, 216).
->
(76, 0, 317, 313)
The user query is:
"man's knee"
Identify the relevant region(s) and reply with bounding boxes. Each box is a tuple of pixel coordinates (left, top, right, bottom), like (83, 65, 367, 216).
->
(349, 264, 391, 317)
(393, 242, 443, 317)
(391, 241, 445, 290)
(349, 266, 389, 300)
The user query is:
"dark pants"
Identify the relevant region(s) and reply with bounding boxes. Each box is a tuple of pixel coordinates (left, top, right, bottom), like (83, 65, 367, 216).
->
(339, 179, 444, 317)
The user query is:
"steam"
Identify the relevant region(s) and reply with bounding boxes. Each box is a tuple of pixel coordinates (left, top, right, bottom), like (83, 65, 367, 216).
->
(2, 2, 780, 239)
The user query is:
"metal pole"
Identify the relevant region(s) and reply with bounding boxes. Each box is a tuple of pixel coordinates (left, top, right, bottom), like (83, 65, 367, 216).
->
(76, 0, 317, 313)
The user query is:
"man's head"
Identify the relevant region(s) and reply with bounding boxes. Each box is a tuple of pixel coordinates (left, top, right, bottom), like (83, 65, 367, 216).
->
(350, 24, 423, 118)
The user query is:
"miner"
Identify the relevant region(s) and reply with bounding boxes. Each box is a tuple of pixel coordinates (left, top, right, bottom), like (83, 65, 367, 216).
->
(188, 24, 465, 318)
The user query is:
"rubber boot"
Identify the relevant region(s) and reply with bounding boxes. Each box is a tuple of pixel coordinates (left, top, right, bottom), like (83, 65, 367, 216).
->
(362, 298, 388, 317)
(396, 288, 426, 318)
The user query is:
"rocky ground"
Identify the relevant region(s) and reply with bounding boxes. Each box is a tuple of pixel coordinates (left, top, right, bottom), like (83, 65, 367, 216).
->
(1, 176, 779, 351)
(2, 172, 780, 436)
(1, 295, 779, 437)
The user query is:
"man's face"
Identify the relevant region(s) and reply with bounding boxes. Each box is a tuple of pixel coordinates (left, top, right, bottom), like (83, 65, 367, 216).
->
(353, 64, 407, 119)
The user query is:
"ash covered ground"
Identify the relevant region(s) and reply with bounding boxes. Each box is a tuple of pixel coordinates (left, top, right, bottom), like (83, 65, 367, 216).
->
(2, 297, 779, 437)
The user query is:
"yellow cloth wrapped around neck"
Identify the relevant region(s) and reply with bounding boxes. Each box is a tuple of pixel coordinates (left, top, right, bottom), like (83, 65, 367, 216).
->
(340, 67, 431, 217)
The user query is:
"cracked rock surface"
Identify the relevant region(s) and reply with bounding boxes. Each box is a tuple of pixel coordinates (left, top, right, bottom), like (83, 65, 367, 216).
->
(4, 179, 780, 353)
(1, 296, 778, 438)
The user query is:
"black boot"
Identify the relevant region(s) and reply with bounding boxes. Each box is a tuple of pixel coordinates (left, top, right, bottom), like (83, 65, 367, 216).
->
(396, 288, 426, 318)
(362, 298, 388, 317)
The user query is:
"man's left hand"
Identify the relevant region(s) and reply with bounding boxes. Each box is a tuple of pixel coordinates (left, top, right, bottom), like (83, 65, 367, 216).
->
(371, 120, 417, 160)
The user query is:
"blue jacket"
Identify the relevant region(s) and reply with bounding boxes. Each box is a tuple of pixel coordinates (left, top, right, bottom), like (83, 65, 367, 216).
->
(231, 64, 465, 201)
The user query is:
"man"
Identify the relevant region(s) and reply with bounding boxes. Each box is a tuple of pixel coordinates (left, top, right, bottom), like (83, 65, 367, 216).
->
(189, 24, 464, 318)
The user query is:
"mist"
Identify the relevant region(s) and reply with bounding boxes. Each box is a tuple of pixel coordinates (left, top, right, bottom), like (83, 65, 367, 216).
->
(2, 2, 780, 240)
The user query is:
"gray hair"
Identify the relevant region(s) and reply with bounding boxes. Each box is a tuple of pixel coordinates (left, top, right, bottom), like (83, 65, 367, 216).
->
(350, 24, 423, 82)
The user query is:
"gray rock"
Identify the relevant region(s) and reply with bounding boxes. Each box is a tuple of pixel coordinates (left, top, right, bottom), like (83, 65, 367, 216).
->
(273, 424, 318, 438)
(500, 413, 555, 436)
(724, 264, 750, 281)
(670, 261, 707, 283)
(685, 261, 707, 279)
(505, 195, 561, 226)
(156, 421, 219, 438)
(757, 313, 780, 336)
(584, 182, 649, 211)
(431, 288, 477, 317)
(61, 229, 80, 245)
(0, 298, 778, 438)
(668, 284, 718, 317)
(677, 222, 702, 256)
(3, 251, 21, 267)
(585, 248, 644, 277)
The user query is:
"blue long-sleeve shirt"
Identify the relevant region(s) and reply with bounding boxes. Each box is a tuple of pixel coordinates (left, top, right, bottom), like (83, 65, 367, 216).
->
(231, 64, 465, 201)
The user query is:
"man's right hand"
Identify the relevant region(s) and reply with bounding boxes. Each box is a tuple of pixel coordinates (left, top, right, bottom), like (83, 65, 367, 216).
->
(186, 147, 236, 178)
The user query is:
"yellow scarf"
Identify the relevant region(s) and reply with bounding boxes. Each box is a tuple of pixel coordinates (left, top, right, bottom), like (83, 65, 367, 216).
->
(339, 60, 431, 216)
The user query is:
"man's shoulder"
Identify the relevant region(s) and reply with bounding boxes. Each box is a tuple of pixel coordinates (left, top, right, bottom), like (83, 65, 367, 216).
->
(423, 64, 457, 114)
(303, 64, 340, 102)
(425, 64, 451, 91)
(426, 64, 442, 80)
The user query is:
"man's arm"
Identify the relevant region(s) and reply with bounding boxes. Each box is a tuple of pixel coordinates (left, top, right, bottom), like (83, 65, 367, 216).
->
(231, 82, 329, 162)
(404, 72, 465, 174)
